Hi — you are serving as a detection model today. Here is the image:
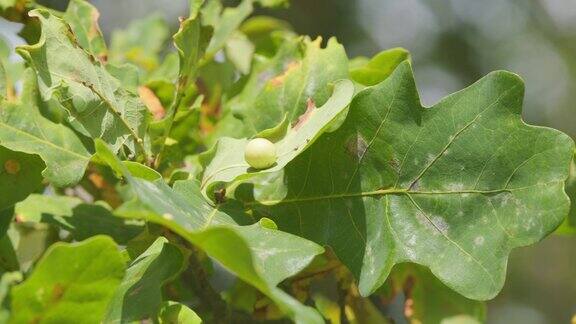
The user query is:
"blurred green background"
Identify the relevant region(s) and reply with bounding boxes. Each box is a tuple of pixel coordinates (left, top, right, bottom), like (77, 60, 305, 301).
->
(2, 0, 575, 322)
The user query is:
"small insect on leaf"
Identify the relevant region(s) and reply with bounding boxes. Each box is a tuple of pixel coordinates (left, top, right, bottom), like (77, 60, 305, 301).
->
(214, 188, 227, 204)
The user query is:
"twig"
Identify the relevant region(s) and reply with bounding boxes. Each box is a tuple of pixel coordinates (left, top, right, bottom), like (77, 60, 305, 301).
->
(185, 246, 230, 323)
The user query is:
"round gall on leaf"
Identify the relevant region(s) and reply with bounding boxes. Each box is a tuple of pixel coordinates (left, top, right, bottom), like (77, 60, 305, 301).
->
(244, 138, 277, 169)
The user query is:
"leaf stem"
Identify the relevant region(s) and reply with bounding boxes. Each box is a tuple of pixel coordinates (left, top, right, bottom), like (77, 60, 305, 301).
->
(153, 89, 184, 168)
(184, 246, 230, 323)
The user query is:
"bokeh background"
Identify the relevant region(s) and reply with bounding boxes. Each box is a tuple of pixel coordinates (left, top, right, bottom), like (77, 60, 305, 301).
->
(2, 0, 576, 322)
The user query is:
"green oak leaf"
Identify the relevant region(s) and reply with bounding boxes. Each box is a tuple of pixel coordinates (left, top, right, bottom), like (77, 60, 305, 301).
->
(110, 14, 169, 72)
(557, 149, 576, 234)
(15, 194, 143, 244)
(147, 52, 179, 83)
(158, 301, 202, 324)
(105, 62, 140, 93)
(0, 234, 18, 276)
(95, 141, 325, 324)
(206, 36, 302, 142)
(204, 0, 253, 60)
(200, 79, 354, 194)
(0, 146, 43, 210)
(249, 62, 574, 300)
(225, 31, 254, 74)
(350, 48, 410, 86)
(17, 9, 150, 157)
(152, 10, 212, 161)
(0, 271, 22, 322)
(0, 69, 91, 187)
(257, 0, 289, 8)
(174, 9, 213, 90)
(564, 150, 576, 226)
(63, 0, 107, 61)
(104, 237, 185, 323)
(0, 208, 18, 276)
(0, 207, 11, 236)
(384, 264, 485, 324)
(201, 0, 287, 52)
(0, 59, 7, 99)
(10, 236, 126, 324)
(240, 16, 294, 57)
(0, 37, 23, 100)
(0, 0, 19, 11)
(230, 37, 349, 136)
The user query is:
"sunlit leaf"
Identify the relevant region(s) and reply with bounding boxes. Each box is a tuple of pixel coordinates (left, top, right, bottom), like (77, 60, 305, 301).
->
(350, 48, 410, 86)
(158, 301, 202, 324)
(227, 37, 349, 136)
(558, 150, 576, 234)
(104, 237, 186, 322)
(18, 10, 150, 157)
(10, 236, 126, 323)
(225, 31, 254, 74)
(63, 0, 107, 61)
(15, 194, 142, 244)
(0, 271, 22, 322)
(0, 146, 43, 210)
(0, 37, 23, 100)
(110, 14, 169, 72)
(250, 62, 574, 300)
(96, 140, 325, 324)
(204, 0, 253, 60)
(152, 10, 212, 162)
(0, 70, 91, 187)
(200, 79, 354, 195)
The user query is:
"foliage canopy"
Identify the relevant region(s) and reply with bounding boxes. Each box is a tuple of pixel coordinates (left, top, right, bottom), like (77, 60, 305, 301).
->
(0, 0, 574, 323)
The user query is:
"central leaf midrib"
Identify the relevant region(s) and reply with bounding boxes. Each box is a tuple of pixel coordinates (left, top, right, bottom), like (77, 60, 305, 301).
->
(247, 183, 555, 206)
(0, 121, 91, 160)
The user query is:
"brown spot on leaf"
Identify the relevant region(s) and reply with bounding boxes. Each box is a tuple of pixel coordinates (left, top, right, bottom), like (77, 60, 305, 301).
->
(345, 134, 368, 159)
(100, 53, 108, 64)
(292, 98, 316, 131)
(388, 157, 400, 172)
(4, 159, 20, 175)
(269, 61, 301, 87)
(138, 86, 165, 120)
(214, 188, 227, 204)
(51, 283, 66, 302)
(89, 9, 101, 39)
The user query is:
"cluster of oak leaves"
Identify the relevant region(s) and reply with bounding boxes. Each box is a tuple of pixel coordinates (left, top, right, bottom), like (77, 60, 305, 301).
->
(0, 0, 575, 323)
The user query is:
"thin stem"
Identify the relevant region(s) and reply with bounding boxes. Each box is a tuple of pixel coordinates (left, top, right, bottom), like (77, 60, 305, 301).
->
(153, 89, 184, 168)
(185, 246, 230, 323)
